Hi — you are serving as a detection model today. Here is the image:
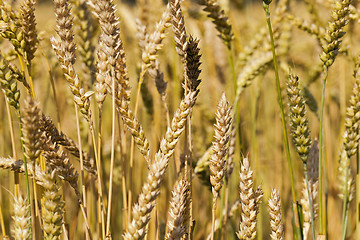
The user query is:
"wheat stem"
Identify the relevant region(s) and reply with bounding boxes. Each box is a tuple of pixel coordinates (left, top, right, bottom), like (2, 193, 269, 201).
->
(74, 104, 89, 240)
(5, 95, 19, 194)
(16, 110, 32, 232)
(341, 159, 350, 240)
(106, 67, 117, 236)
(263, 2, 301, 238)
(304, 163, 316, 240)
(318, 68, 328, 234)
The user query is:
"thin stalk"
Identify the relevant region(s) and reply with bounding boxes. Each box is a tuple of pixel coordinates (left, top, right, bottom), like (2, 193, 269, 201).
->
(218, 185, 225, 240)
(226, 45, 236, 97)
(74, 105, 89, 240)
(341, 164, 350, 240)
(227, 42, 243, 159)
(39, 45, 61, 128)
(5, 97, 19, 194)
(0, 198, 5, 237)
(319, 68, 328, 234)
(222, 179, 230, 240)
(128, 70, 145, 224)
(263, 0, 296, 210)
(106, 68, 117, 236)
(263, 3, 301, 237)
(26, 64, 35, 98)
(211, 198, 217, 240)
(119, 117, 128, 231)
(304, 163, 316, 240)
(89, 122, 106, 239)
(15, 110, 32, 232)
(357, 147, 359, 238)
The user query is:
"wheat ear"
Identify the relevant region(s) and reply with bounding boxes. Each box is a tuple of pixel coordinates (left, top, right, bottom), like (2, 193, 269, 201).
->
(237, 157, 263, 240)
(209, 93, 232, 240)
(11, 193, 31, 240)
(209, 93, 232, 198)
(320, 0, 352, 68)
(51, 0, 92, 121)
(268, 189, 284, 240)
(344, 69, 360, 158)
(21, 97, 42, 163)
(40, 114, 96, 175)
(20, 0, 38, 64)
(39, 170, 64, 240)
(196, 0, 233, 48)
(142, 4, 171, 72)
(164, 175, 190, 240)
(301, 140, 319, 240)
(0, 53, 27, 110)
(0, 1, 26, 57)
(169, 0, 187, 60)
(287, 74, 312, 163)
(41, 136, 81, 202)
(124, 90, 199, 240)
(90, 0, 131, 103)
(73, 0, 96, 87)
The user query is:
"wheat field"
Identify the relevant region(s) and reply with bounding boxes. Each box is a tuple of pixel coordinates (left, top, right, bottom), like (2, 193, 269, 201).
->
(0, 0, 359, 239)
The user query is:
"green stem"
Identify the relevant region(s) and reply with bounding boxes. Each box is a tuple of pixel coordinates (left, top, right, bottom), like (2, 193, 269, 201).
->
(263, 3, 302, 238)
(226, 45, 236, 96)
(263, 1, 296, 208)
(218, 186, 225, 240)
(356, 142, 359, 237)
(15, 110, 32, 233)
(319, 68, 328, 234)
(304, 163, 316, 240)
(341, 162, 350, 240)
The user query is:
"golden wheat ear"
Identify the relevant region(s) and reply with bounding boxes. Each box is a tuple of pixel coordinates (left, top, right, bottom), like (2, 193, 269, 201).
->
(268, 189, 284, 240)
(238, 157, 263, 240)
(209, 93, 232, 199)
(165, 174, 190, 240)
(51, 0, 92, 121)
(20, 0, 38, 64)
(12, 193, 31, 240)
(195, 0, 233, 48)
